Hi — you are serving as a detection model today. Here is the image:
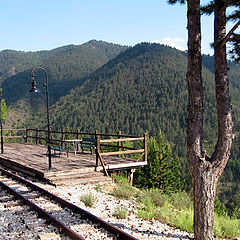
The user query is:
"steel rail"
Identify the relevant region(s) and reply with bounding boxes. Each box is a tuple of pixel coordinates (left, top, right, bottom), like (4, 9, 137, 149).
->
(0, 167, 139, 240)
(0, 180, 85, 240)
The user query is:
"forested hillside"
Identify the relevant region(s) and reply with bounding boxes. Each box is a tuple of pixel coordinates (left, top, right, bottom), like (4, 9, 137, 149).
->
(47, 43, 240, 214)
(0, 44, 78, 82)
(47, 43, 218, 159)
(1, 40, 127, 126)
(2, 41, 240, 214)
(2, 40, 127, 105)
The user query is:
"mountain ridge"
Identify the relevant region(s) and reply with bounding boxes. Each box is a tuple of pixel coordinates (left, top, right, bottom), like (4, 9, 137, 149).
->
(1, 40, 240, 214)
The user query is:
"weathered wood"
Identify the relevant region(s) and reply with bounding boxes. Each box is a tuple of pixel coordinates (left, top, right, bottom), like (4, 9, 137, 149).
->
(38, 233, 61, 240)
(144, 133, 148, 162)
(97, 154, 109, 177)
(95, 130, 100, 169)
(100, 137, 144, 143)
(61, 129, 65, 148)
(26, 128, 29, 143)
(100, 149, 144, 156)
(49, 128, 52, 141)
(117, 131, 122, 157)
(100, 143, 136, 150)
(0, 143, 146, 185)
(2, 136, 22, 139)
(77, 129, 81, 151)
(100, 161, 147, 170)
(128, 169, 135, 185)
(36, 128, 39, 145)
(136, 152, 145, 162)
(2, 128, 25, 131)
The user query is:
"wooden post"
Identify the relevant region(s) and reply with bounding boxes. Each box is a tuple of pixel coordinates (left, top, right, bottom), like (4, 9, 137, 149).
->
(35, 128, 39, 145)
(117, 130, 122, 156)
(49, 128, 52, 143)
(129, 169, 136, 185)
(77, 129, 81, 140)
(95, 130, 100, 170)
(26, 128, 29, 144)
(144, 133, 148, 162)
(77, 129, 81, 151)
(61, 129, 65, 148)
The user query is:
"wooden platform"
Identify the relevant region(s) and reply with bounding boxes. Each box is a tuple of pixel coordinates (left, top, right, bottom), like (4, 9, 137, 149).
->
(0, 143, 147, 185)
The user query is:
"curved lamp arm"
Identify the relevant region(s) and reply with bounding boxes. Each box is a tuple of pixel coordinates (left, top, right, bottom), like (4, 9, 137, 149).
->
(29, 67, 52, 169)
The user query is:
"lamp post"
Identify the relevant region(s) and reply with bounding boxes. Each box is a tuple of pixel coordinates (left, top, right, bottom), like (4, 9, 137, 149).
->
(29, 67, 52, 170)
(0, 88, 3, 154)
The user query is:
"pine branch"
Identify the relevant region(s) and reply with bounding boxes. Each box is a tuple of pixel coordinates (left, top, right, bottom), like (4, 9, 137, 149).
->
(168, 0, 185, 4)
(200, 1, 215, 15)
(220, 20, 240, 48)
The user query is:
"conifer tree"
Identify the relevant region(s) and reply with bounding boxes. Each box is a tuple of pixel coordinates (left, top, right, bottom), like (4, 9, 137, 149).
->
(134, 130, 181, 193)
(168, 0, 239, 239)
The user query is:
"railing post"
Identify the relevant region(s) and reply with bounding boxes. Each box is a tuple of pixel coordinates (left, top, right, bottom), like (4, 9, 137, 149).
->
(128, 169, 136, 186)
(95, 130, 100, 170)
(26, 128, 29, 144)
(49, 128, 52, 143)
(118, 130, 122, 157)
(144, 133, 148, 162)
(36, 128, 39, 145)
(77, 129, 81, 140)
(77, 129, 81, 151)
(61, 129, 65, 148)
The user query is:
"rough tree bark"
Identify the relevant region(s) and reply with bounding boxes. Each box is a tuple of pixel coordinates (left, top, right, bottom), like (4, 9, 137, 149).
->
(186, 0, 233, 239)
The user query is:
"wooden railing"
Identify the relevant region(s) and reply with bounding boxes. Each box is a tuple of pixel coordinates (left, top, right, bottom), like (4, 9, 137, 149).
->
(98, 134, 147, 176)
(1, 128, 147, 175)
(0, 128, 26, 143)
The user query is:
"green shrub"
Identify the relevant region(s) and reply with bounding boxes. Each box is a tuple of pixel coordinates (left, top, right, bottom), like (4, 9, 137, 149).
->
(110, 178, 240, 238)
(94, 184, 102, 192)
(169, 191, 192, 210)
(113, 205, 128, 219)
(80, 193, 97, 207)
(170, 207, 194, 233)
(112, 174, 129, 184)
(136, 189, 240, 238)
(112, 183, 136, 200)
(214, 215, 240, 238)
(137, 188, 168, 207)
(214, 197, 227, 217)
(149, 189, 169, 207)
(232, 207, 240, 219)
(138, 196, 156, 220)
(137, 197, 194, 232)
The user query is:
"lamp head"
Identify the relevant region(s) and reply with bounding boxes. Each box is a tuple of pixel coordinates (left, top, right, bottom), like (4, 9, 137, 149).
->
(29, 79, 39, 93)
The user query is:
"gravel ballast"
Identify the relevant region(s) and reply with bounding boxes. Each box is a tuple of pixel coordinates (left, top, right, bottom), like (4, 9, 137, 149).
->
(0, 176, 193, 240)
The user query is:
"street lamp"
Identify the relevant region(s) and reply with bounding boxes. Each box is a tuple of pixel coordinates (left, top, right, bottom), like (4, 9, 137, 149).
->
(0, 88, 4, 154)
(29, 67, 52, 170)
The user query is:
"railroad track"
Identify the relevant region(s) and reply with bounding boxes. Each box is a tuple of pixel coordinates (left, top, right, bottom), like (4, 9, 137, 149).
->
(0, 167, 139, 240)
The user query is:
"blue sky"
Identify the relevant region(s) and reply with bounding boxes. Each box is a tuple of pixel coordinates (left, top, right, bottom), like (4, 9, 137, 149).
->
(0, 0, 216, 54)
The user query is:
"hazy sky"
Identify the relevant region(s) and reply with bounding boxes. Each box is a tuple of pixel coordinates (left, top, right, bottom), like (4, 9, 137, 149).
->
(0, 0, 216, 54)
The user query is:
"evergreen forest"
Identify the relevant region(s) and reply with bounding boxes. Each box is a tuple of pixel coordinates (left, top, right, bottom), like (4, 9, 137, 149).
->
(1, 40, 240, 217)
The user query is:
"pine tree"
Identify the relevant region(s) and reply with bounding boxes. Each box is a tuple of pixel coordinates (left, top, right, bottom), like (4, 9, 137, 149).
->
(168, 0, 239, 239)
(134, 130, 181, 193)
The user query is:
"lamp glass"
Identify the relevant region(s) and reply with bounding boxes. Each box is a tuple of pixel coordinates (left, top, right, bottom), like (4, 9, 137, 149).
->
(29, 81, 39, 93)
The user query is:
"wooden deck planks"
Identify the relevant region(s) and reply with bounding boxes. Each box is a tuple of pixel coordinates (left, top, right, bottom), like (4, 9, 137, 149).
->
(0, 143, 147, 185)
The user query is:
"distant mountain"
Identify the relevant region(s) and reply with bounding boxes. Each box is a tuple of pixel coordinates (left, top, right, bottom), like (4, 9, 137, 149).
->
(0, 49, 46, 81)
(1, 40, 128, 124)
(2, 41, 240, 213)
(39, 42, 240, 213)
(44, 43, 218, 157)
(0, 45, 79, 81)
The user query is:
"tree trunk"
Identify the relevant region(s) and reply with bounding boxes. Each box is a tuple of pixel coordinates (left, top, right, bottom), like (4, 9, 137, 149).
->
(213, 1, 233, 179)
(186, 1, 233, 239)
(193, 164, 217, 239)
